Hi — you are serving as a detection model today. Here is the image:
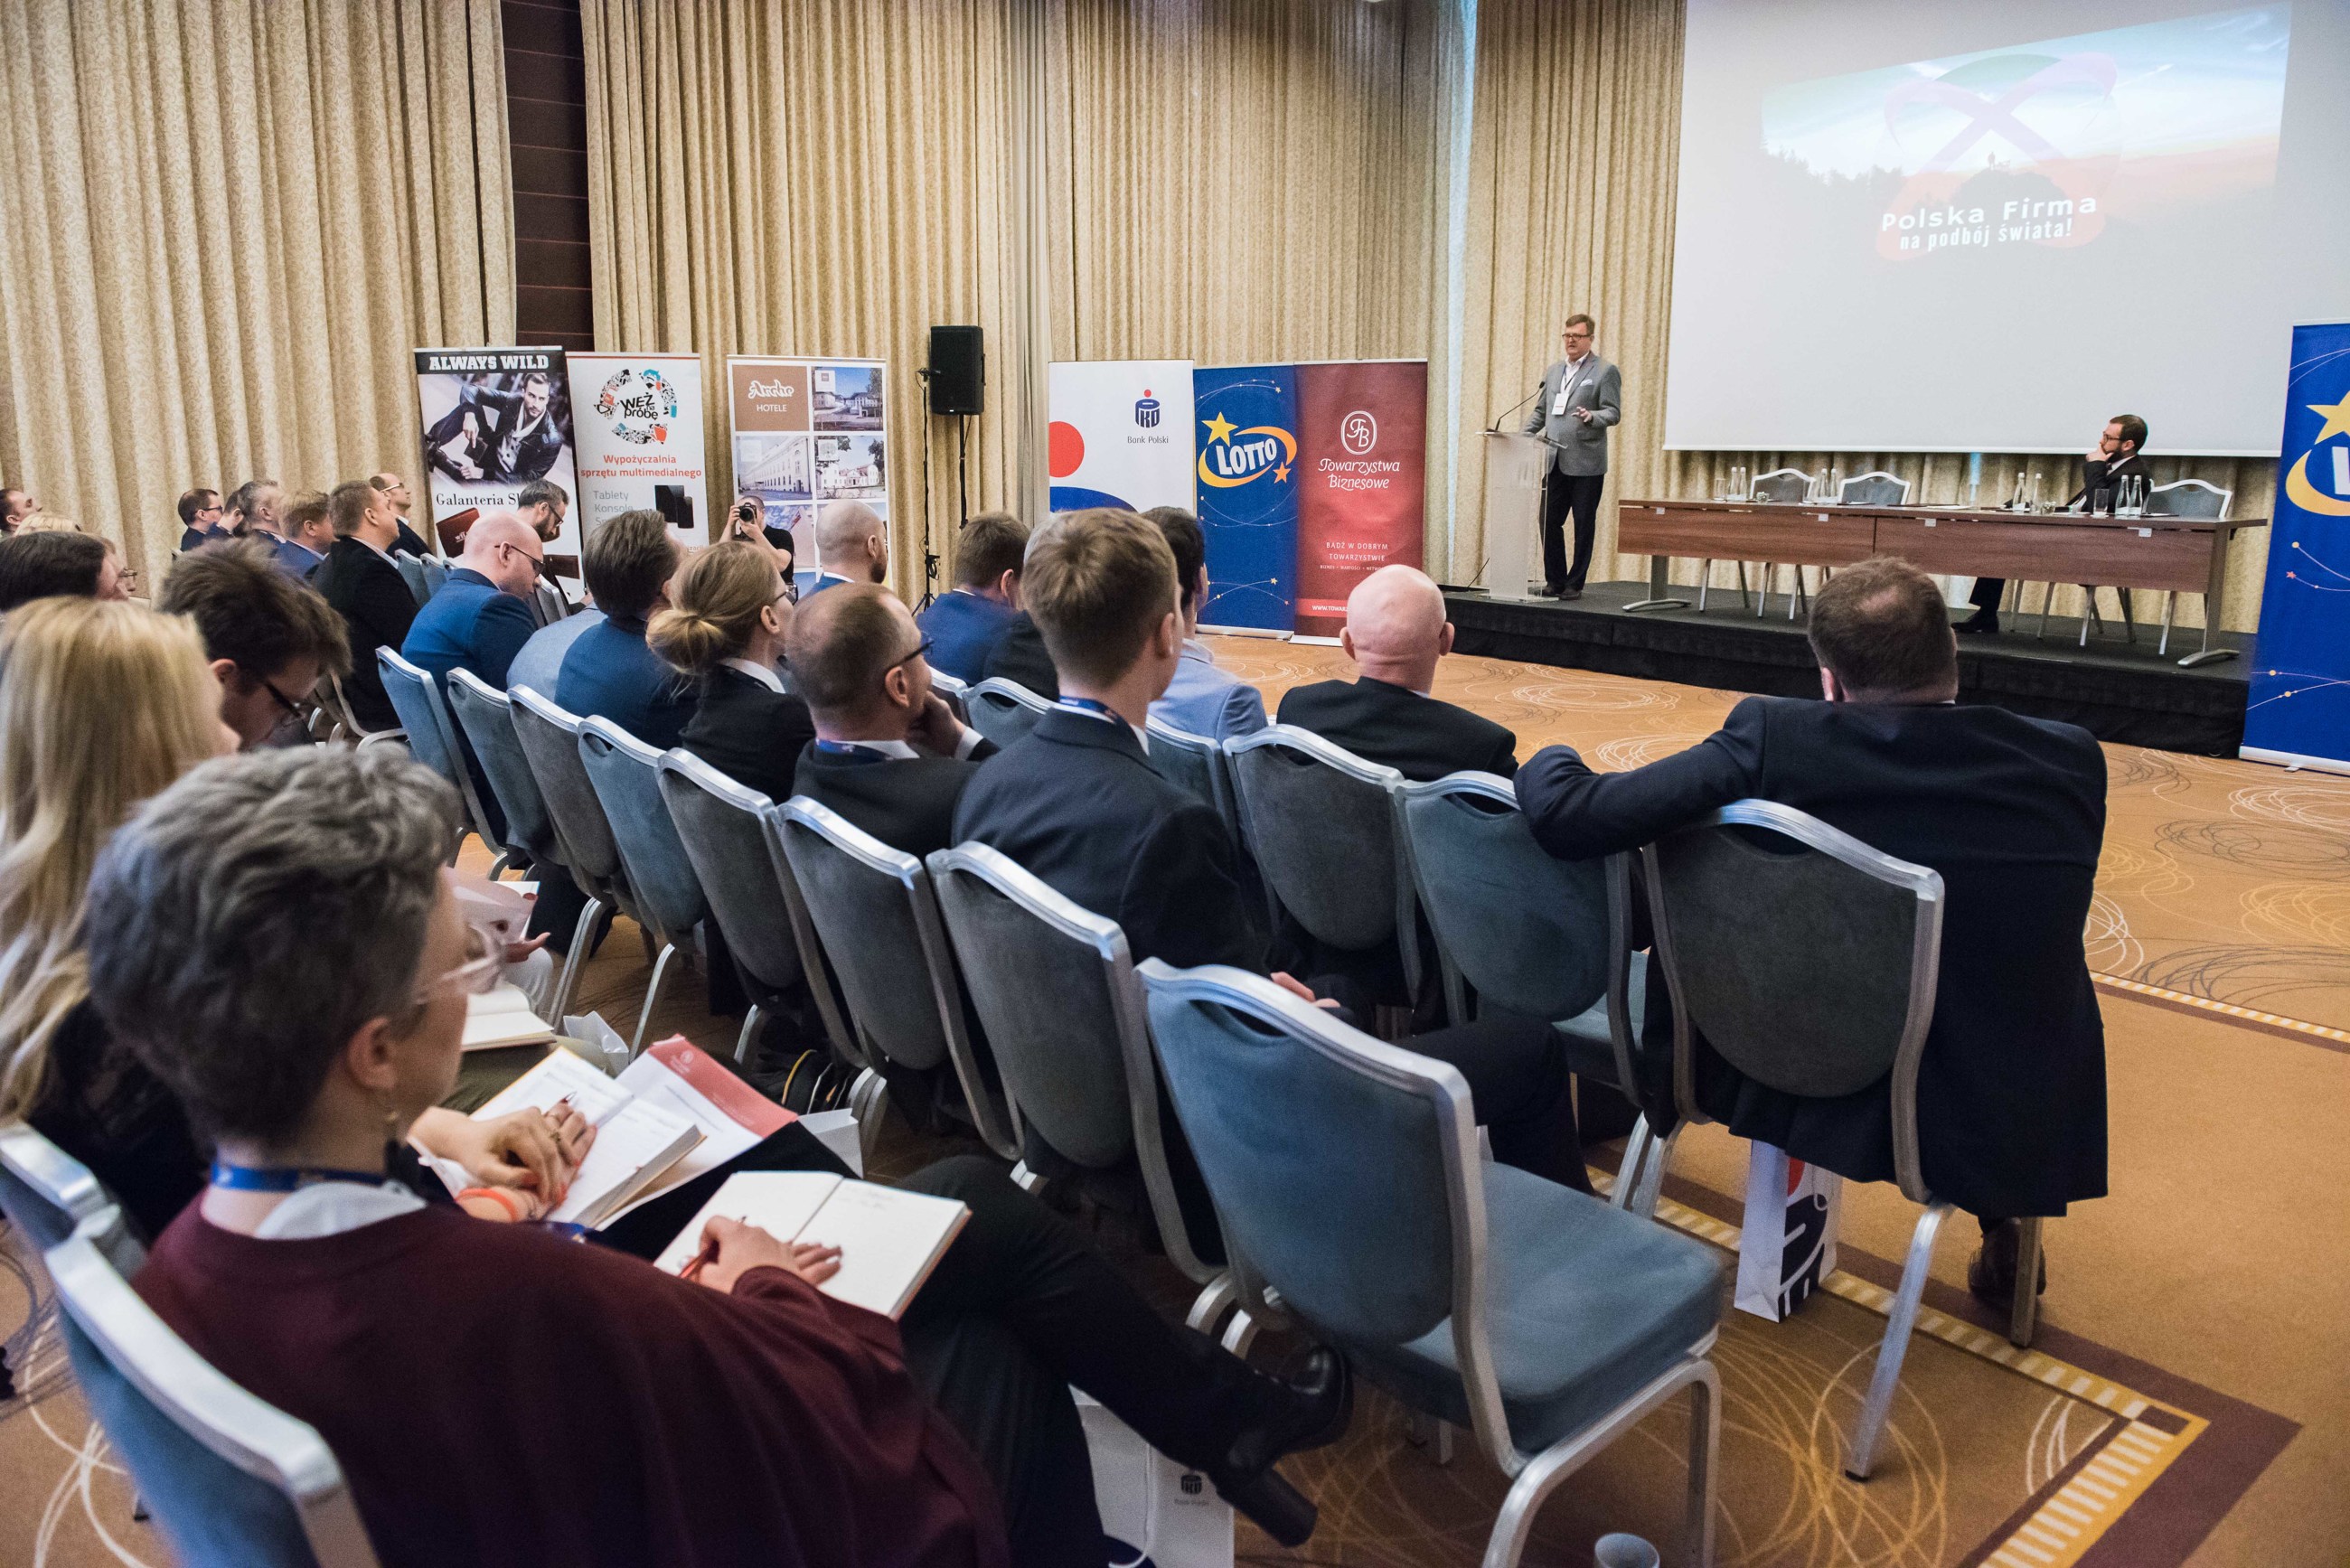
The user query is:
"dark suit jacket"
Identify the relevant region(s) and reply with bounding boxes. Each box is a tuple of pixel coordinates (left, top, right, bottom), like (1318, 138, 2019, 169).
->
(401, 568, 537, 691)
(555, 615, 700, 749)
(980, 613, 1058, 700)
(2068, 451, 2151, 510)
(677, 665, 814, 803)
(794, 737, 999, 861)
(394, 519, 434, 558)
(951, 709, 1261, 971)
(312, 538, 418, 731)
(915, 590, 1019, 686)
(1518, 695, 2108, 1217)
(1276, 676, 1518, 782)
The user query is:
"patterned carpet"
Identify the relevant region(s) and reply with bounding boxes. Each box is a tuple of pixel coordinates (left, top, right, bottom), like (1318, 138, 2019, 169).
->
(2, 643, 2342, 1566)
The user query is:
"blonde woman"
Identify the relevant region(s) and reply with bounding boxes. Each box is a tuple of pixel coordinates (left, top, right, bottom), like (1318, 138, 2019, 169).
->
(649, 539, 812, 803)
(0, 598, 587, 1242)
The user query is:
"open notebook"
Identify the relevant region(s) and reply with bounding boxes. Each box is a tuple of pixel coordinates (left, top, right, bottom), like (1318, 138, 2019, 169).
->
(473, 1048, 702, 1226)
(654, 1172, 970, 1319)
(461, 984, 558, 1053)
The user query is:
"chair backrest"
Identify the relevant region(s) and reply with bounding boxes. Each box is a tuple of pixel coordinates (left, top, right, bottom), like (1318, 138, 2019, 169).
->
(390, 551, 429, 607)
(508, 686, 623, 887)
(529, 582, 566, 628)
(1226, 724, 1404, 953)
(47, 1211, 382, 1568)
(965, 677, 1050, 747)
(446, 670, 557, 865)
(316, 671, 398, 746)
(1641, 800, 1943, 1201)
(928, 669, 969, 705)
(1838, 470, 1911, 506)
(577, 718, 706, 946)
(2145, 478, 2231, 520)
(928, 841, 1216, 1280)
(419, 557, 448, 598)
(0, 1121, 140, 1271)
(1144, 717, 1235, 820)
(1750, 467, 1816, 503)
(655, 752, 814, 1001)
(776, 800, 1015, 1157)
(376, 649, 494, 850)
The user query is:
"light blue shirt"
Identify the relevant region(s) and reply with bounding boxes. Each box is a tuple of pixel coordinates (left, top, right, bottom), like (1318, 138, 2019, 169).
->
(1150, 640, 1267, 741)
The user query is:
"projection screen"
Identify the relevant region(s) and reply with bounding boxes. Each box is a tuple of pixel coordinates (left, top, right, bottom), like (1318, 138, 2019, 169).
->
(1663, 1, 2350, 455)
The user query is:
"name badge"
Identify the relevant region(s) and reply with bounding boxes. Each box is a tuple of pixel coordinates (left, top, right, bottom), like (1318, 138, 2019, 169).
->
(1551, 388, 1570, 418)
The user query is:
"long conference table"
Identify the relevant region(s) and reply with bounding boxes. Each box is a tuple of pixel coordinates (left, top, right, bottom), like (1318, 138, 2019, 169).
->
(1614, 498, 2267, 666)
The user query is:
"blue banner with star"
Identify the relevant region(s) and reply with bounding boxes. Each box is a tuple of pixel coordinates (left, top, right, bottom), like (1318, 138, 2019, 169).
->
(2242, 321, 2350, 773)
(1192, 365, 1299, 632)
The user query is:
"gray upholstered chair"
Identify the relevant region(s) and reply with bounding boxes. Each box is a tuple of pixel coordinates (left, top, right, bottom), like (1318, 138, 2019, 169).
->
(775, 799, 1016, 1160)
(1741, 468, 1819, 620)
(656, 751, 853, 1066)
(926, 841, 1236, 1332)
(314, 671, 403, 749)
(1640, 799, 2031, 1480)
(577, 718, 710, 1050)
(1225, 725, 1416, 1009)
(377, 649, 506, 872)
(2145, 480, 2232, 658)
(390, 551, 430, 607)
(1389, 773, 1674, 1215)
(446, 670, 560, 887)
(927, 669, 969, 720)
(1138, 962, 1723, 1568)
(1838, 471, 1911, 507)
(0, 1120, 140, 1272)
(46, 1208, 382, 1568)
(419, 557, 449, 599)
(964, 677, 1051, 748)
(529, 583, 568, 628)
(507, 687, 625, 1026)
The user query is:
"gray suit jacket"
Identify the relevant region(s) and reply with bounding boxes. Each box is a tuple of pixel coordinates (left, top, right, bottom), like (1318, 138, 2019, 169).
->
(1522, 355, 1621, 477)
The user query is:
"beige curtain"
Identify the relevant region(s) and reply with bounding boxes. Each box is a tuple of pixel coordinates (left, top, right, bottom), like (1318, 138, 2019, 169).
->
(0, 0, 514, 584)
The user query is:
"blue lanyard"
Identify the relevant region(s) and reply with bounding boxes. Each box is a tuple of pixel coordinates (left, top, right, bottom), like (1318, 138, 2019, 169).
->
(209, 1160, 390, 1193)
(813, 739, 893, 765)
(1057, 697, 1116, 720)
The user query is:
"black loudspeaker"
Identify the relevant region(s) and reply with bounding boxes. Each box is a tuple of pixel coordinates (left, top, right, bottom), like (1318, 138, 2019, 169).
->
(927, 325, 985, 416)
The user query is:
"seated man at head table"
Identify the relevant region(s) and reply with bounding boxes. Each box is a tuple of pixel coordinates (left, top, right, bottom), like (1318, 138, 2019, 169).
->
(916, 510, 1027, 685)
(1144, 505, 1267, 741)
(952, 508, 1592, 1197)
(1517, 554, 2107, 1310)
(1962, 412, 2152, 634)
(100, 746, 1350, 1567)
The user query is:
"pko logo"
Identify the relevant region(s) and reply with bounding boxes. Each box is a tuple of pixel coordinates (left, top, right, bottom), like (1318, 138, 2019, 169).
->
(1134, 390, 1161, 429)
(1340, 409, 1377, 455)
(1198, 410, 1296, 489)
(2285, 386, 2350, 519)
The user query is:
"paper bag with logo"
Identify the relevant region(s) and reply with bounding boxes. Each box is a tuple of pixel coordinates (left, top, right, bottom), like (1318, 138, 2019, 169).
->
(1076, 1391, 1233, 1568)
(1735, 1141, 1842, 1322)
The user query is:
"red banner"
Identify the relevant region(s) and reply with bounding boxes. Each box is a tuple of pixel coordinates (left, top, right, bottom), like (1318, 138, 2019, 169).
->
(1291, 361, 1427, 637)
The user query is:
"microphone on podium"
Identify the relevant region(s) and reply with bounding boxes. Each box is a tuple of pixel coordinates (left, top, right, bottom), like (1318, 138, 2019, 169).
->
(1488, 380, 1547, 433)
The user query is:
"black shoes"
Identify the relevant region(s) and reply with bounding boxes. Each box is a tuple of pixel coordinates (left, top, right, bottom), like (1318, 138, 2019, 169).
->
(1967, 1219, 2046, 1310)
(1956, 609, 2000, 634)
(1535, 583, 1565, 598)
(1210, 1346, 1353, 1545)
(1556, 587, 1584, 601)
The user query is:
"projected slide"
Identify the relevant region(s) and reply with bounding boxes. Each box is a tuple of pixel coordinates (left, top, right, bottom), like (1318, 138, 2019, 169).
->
(1664, 2, 2346, 455)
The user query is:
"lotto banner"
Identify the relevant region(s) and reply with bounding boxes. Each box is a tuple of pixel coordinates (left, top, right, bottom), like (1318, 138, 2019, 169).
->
(1192, 365, 1300, 632)
(568, 353, 708, 538)
(727, 356, 889, 579)
(414, 346, 578, 543)
(1047, 360, 1196, 514)
(2242, 320, 2350, 775)
(1292, 361, 1427, 637)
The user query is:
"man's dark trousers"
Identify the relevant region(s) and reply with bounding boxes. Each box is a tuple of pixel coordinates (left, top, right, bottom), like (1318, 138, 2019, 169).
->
(1541, 471, 1606, 591)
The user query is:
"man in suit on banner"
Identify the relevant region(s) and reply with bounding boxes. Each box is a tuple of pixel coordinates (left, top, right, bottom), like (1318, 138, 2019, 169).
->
(1522, 312, 1621, 600)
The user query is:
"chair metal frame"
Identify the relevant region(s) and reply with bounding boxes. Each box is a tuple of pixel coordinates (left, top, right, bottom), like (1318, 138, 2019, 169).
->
(2145, 480, 2234, 658)
(377, 648, 508, 875)
(775, 797, 1018, 1161)
(0, 1120, 144, 1272)
(577, 717, 708, 1051)
(506, 686, 623, 1028)
(1137, 963, 1721, 1568)
(314, 671, 404, 749)
(1742, 469, 1819, 621)
(1837, 471, 1913, 507)
(964, 676, 1052, 747)
(45, 1208, 383, 1568)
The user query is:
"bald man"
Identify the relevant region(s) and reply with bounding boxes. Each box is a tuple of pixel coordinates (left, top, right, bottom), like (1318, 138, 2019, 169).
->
(400, 511, 545, 693)
(803, 499, 888, 595)
(1275, 566, 1518, 781)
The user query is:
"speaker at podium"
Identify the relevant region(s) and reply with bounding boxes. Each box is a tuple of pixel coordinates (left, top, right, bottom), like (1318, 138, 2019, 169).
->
(1479, 430, 1549, 598)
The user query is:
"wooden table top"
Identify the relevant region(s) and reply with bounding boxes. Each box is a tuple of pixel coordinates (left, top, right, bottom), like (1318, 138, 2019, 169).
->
(1619, 498, 2267, 534)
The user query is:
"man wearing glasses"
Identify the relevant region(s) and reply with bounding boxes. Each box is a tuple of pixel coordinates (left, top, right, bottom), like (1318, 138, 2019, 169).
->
(400, 512, 545, 694)
(176, 488, 230, 552)
(155, 539, 353, 749)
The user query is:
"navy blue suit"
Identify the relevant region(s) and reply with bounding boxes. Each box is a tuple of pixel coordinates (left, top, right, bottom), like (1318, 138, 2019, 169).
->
(916, 590, 1018, 685)
(401, 568, 538, 692)
(554, 613, 699, 748)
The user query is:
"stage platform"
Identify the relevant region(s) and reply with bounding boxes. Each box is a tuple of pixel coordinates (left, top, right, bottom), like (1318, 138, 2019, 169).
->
(1442, 580, 2255, 756)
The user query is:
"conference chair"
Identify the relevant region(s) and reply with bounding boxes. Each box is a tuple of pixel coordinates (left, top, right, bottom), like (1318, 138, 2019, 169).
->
(1226, 725, 1418, 1019)
(578, 718, 710, 1051)
(656, 751, 853, 1067)
(0, 1120, 139, 1272)
(314, 671, 403, 749)
(1138, 962, 1723, 1568)
(1640, 799, 2039, 1481)
(1389, 772, 1674, 1215)
(378, 649, 506, 873)
(419, 557, 449, 599)
(390, 551, 430, 607)
(775, 798, 1017, 1161)
(928, 669, 969, 720)
(507, 687, 627, 1028)
(926, 841, 1237, 1335)
(964, 677, 1051, 748)
(2145, 479, 2233, 658)
(1838, 471, 1911, 507)
(1743, 468, 1819, 620)
(46, 1208, 382, 1568)
(446, 670, 563, 893)
(528, 582, 568, 628)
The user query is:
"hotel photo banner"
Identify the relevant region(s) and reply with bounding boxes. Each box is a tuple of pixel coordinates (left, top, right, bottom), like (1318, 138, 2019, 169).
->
(568, 353, 708, 538)
(2242, 319, 2350, 775)
(727, 356, 890, 577)
(414, 346, 578, 543)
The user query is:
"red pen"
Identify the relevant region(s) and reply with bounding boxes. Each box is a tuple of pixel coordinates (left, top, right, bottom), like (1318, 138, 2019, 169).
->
(678, 1235, 720, 1283)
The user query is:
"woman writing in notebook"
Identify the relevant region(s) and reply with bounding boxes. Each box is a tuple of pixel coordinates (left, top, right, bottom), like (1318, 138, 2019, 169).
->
(96, 746, 1352, 1568)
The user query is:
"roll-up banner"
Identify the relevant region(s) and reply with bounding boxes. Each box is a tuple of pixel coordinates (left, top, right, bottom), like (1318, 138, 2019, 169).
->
(414, 346, 578, 546)
(1047, 360, 1198, 514)
(1292, 360, 1427, 638)
(2242, 320, 2350, 775)
(1192, 365, 1300, 633)
(727, 356, 889, 585)
(568, 353, 709, 539)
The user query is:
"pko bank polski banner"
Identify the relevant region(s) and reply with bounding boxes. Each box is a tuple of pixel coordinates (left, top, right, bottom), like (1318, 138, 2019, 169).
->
(1047, 360, 1197, 514)
(2242, 320, 2350, 775)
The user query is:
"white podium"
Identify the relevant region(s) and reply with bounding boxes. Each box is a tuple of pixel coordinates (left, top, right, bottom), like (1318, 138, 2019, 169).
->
(1479, 430, 1547, 597)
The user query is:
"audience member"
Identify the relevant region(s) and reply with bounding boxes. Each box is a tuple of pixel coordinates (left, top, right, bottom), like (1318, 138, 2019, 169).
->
(791, 583, 994, 859)
(0, 530, 128, 610)
(274, 490, 334, 577)
(1144, 506, 1265, 740)
(156, 540, 351, 747)
(554, 508, 695, 748)
(367, 471, 435, 557)
(514, 477, 569, 545)
(916, 510, 1025, 683)
(803, 499, 887, 595)
(0, 487, 37, 532)
(400, 512, 542, 692)
(96, 746, 1348, 1565)
(648, 539, 810, 803)
(951, 509, 1587, 1194)
(176, 487, 228, 551)
(1278, 565, 1516, 781)
(728, 493, 799, 568)
(224, 478, 283, 540)
(1518, 555, 2107, 1306)
(311, 479, 418, 731)
(508, 597, 603, 698)
(0, 604, 569, 1245)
